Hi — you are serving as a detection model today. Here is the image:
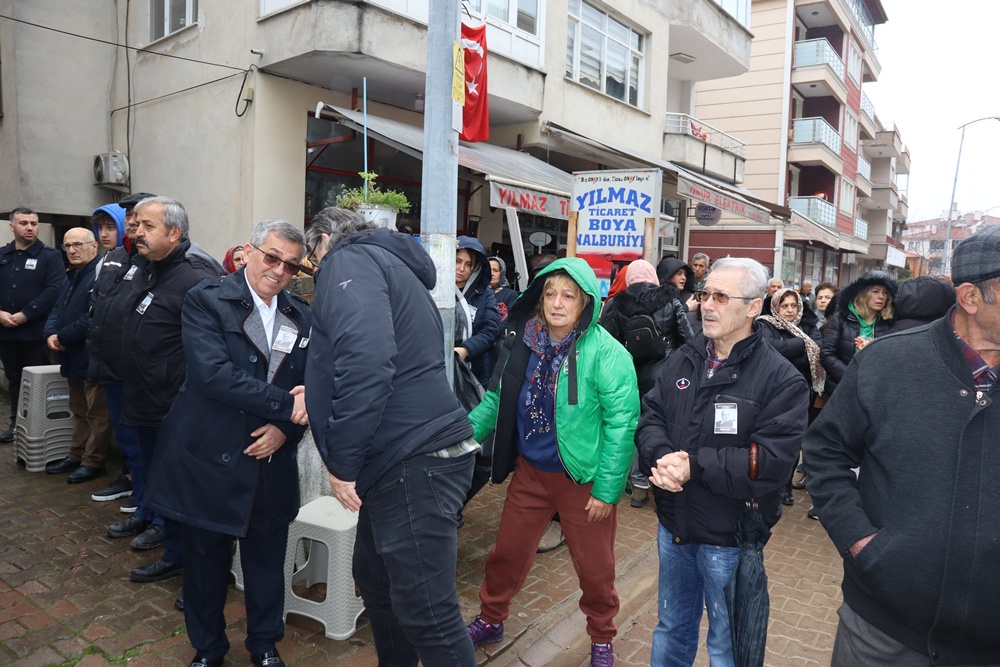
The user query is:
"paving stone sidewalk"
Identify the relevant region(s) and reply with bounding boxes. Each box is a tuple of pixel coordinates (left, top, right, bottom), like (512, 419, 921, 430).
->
(1, 425, 844, 667)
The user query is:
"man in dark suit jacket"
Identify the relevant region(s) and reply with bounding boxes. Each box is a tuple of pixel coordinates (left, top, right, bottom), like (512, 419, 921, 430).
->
(145, 219, 311, 667)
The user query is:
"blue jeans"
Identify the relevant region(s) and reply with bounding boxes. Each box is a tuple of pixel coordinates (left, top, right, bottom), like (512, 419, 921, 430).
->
(103, 384, 142, 506)
(650, 524, 743, 667)
(353, 452, 476, 667)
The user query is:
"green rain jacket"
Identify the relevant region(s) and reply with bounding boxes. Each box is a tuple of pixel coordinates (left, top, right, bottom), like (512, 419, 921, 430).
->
(469, 257, 639, 504)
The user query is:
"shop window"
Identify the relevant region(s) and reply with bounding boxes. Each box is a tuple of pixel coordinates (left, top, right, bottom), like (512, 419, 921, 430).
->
(566, 0, 644, 106)
(781, 244, 803, 286)
(305, 116, 423, 224)
(150, 0, 198, 41)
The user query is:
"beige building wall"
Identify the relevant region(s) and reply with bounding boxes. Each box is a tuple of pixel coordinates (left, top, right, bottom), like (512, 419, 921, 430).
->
(695, 0, 790, 205)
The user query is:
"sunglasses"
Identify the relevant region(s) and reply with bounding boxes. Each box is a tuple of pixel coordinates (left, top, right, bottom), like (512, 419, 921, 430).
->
(252, 245, 312, 277)
(693, 290, 756, 306)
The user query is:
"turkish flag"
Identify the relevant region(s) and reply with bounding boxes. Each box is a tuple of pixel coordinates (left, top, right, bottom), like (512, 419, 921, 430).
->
(460, 22, 489, 142)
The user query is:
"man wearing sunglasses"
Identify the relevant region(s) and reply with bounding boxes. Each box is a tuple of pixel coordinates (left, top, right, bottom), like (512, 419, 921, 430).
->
(636, 257, 808, 666)
(144, 219, 310, 667)
(118, 197, 223, 593)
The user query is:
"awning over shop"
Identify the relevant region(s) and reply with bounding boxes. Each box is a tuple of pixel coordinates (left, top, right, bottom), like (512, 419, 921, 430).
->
(319, 105, 573, 220)
(784, 212, 871, 254)
(540, 121, 789, 224)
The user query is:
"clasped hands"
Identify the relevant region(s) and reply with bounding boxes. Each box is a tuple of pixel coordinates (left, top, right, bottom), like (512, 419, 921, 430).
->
(649, 451, 691, 493)
(241, 385, 309, 460)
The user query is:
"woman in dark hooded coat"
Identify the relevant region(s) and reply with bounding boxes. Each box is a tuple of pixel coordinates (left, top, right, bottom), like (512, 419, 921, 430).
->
(820, 270, 896, 395)
(599, 259, 693, 508)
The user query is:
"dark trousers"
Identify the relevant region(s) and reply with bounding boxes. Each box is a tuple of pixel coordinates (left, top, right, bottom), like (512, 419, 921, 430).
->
(182, 477, 289, 659)
(0, 340, 51, 423)
(66, 379, 113, 468)
(104, 384, 142, 499)
(353, 453, 476, 667)
(136, 425, 183, 564)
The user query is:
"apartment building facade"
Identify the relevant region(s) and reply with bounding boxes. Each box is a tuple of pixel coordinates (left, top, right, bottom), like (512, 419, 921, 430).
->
(690, 0, 911, 287)
(1, 0, 760, 278)
(902, 212, 1000, 277)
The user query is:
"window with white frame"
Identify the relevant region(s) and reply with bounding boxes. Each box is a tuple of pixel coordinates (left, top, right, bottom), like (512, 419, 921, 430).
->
(843, 110, 858, 152)
(466, 0, 539, 35)
(840, 180, 855, 216)
(151, 0, 198, 41)
(848, 39, 862, 85)
(565, 0, 644, 106)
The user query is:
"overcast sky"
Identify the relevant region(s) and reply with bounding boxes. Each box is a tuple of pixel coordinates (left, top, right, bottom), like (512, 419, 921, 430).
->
(867, 0, 1000, 223)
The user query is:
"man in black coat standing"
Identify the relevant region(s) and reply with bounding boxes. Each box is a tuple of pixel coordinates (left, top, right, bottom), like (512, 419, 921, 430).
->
(119, 196, 223, 587)
(42, 228, 112, 483)
(145, 219, 310, 667)
(0, 207, 67, 442)
(306, 214, 478, 666)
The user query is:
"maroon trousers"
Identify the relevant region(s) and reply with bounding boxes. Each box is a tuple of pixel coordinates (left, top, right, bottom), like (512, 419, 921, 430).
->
(479, 457, 620, 642)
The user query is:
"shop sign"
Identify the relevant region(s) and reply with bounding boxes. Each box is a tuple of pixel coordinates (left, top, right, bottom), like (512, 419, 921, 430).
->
(677, 176, 769, 224)
(695, 204, 722, 226)
(571, 169, 661, 252)
(490, 182, 571, 220)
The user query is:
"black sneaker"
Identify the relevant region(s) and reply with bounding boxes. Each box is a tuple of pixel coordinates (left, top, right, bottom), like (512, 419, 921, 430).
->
(0, 425, 14, 443)
(92, 474, 133, 501)
(120, 496, 137, 513)
(107, 515, 150, 539)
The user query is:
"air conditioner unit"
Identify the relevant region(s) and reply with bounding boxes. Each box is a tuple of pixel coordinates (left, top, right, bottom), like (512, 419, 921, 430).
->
(94, 151, 129, 186)
(842, 253, 857, 265)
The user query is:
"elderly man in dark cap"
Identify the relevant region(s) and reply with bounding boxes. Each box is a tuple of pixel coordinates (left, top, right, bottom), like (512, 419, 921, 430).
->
(806, 225, 1000, 665)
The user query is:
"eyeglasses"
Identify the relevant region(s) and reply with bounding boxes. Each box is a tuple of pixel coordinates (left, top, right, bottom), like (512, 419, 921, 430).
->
(251, 245, 312, 276)
(62, 241, 96, 251)
(694, 290, 757, 306)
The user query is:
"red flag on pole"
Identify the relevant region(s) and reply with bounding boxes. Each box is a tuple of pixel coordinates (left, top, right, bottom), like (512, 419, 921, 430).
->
(460, 22, 489, 142)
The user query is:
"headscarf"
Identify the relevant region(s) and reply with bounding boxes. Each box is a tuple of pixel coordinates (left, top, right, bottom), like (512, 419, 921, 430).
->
(606, 265, 629, 301)
(522, 317, 578, 442)
(222, 246, 242, 274)
(490, 256, 511, 291)
(758, 288, 826, 394)
(625, 259, 659, 286)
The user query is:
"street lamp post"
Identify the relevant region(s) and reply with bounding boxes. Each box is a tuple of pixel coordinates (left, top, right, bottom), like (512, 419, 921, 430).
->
(941, 116, 1000, 275)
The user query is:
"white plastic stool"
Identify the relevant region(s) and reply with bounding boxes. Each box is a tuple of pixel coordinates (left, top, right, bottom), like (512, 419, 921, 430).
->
(282, 496, 364, 640)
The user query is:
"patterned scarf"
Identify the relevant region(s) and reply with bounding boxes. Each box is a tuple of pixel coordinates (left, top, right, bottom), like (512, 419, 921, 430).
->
(522, 317, 578, 442)
(758, 288, 826, 394)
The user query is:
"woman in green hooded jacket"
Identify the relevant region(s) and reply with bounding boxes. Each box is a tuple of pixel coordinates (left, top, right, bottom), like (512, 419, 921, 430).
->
(464, 257, 639, 667)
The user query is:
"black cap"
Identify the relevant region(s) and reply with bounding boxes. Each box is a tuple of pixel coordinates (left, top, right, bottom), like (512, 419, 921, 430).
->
(119, 192, 157, 209)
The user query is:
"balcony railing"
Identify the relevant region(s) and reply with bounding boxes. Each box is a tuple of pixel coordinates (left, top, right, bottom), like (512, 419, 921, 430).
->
(789, 196, 837, 229)
(712, 0, 750, 29)
(665, 113, 746, 158)
(857, 156, 872, 180)
(860, 92, 877, 125)
(843, 0, 879, 56)
(792, 117, 842, 154)
(854, 217, 869, 239)
(872, 178, 897, 192)
(794, 39, 845, 80)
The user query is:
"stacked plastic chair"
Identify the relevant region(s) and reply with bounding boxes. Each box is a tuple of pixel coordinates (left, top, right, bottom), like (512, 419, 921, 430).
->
(13, 365, 74, 472)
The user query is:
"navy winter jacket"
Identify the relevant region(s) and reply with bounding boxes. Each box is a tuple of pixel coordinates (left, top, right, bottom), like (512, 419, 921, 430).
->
(0, 239, 67, 343)
(305, 228, 472, 498)
(457, 236, 500, 385)
(44, 256, 100, 380)
(87, 244, 142, 385)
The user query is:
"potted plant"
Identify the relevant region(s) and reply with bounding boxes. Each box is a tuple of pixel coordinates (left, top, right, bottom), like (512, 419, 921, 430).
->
(335, 171, 411, 229)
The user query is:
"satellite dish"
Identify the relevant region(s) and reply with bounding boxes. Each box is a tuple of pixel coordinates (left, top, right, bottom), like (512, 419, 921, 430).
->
(528, 231, 552, 248)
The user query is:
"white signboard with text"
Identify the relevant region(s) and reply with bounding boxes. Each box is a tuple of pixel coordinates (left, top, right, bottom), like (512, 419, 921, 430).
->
(571, 169, 661, 253)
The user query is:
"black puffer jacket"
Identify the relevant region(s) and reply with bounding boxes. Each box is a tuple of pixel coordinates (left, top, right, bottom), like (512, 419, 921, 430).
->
(889, 276, 956, 333)
(87, 244, 142, 385)
(120, 240, 224, 426)
(655, 257, 696, 304)
(820, 271, 896, 394)
(599, 282, 693, 394)
(637, 326, 809, 546)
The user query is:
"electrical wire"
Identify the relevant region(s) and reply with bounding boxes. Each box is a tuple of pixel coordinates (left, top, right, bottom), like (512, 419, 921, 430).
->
(109, 71, 246, 115)
(0, 12, 247, 72)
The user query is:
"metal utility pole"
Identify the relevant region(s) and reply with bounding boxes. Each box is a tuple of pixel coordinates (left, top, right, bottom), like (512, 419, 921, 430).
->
(421, 0, 461, 382)
(941, 116, 1000, 275)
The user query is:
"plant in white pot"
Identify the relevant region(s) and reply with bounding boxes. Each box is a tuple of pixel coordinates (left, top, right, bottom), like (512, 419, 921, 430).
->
(335, 171, 411, 230)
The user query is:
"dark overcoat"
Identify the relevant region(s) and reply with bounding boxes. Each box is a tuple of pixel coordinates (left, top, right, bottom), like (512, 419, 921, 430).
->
(145, 271, 311, 536)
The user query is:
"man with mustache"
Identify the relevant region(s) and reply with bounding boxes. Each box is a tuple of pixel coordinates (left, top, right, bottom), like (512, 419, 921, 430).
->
(0, 207, 67, 442)
(118, 197, 222, 597)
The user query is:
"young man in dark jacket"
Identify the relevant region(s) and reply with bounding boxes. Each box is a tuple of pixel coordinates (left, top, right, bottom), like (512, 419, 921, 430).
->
(0, 207, 67, 442)
(119, 196, 223, 590)
(805, 225, 1000, 666)
(637, 257, 808, 666)
(455, 236, 500, 386)
(42, 228, 112, 484)
(305, 215, 477, 666)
